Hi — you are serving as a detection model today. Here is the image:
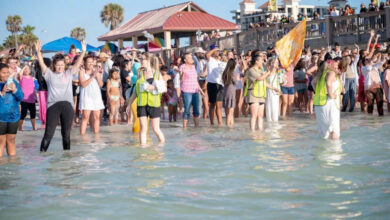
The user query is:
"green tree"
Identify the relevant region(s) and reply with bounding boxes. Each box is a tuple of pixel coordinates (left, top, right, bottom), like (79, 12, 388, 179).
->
(100, 3, 124, 30)
(20, 25, 38, 55)
(70, 27, 86, 41)
(6, 15, 22, 48)
(3, 35, 21, 48)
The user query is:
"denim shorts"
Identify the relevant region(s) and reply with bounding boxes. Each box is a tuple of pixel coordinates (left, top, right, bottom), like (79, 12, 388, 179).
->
(182, 92, 200, 120)
(281, 86, 295, 95)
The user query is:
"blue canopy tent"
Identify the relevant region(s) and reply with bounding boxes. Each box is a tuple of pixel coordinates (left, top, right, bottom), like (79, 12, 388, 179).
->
(41, 37, 98, 53)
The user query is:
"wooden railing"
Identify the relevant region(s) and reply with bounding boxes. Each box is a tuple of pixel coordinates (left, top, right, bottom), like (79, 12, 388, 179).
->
(160, 9, 388, 65)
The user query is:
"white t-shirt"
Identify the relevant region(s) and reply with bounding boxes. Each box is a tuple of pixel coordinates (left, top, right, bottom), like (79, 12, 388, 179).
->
(44, 69, 74, 108)
(206, 57, 225, 85)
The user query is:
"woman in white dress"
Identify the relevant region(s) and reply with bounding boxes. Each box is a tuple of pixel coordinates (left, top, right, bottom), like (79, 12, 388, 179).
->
(313, 60, 342, 140)
(79, 56, 104, 135)
(265, 57, 285, 122)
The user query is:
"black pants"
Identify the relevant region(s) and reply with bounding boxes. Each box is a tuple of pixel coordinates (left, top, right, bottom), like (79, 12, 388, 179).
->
(40, 101, 74, 152)
(366, 88, 384, 116)
(20, 102, 36, 120)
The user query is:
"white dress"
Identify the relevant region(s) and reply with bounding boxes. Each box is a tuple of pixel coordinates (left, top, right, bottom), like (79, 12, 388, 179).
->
(266, 74, 280, 122)
(314, 79, 341, 139)
(79, 72, 105, 111)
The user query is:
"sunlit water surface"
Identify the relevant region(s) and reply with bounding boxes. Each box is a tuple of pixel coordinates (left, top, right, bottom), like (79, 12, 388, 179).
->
(1, 112, 390, 219)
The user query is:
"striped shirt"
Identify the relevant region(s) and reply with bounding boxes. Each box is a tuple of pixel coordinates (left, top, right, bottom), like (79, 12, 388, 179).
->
(180, 64, 198, 93)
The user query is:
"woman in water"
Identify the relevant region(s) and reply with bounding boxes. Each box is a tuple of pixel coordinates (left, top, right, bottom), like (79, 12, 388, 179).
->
(313, 60, 342, 140)
(135, 55, 166, 145)
(0, 63, 24, 157)
(35, 40, 86, 152)
(244, 52, 270, 131)
(79, 56, 105, 134)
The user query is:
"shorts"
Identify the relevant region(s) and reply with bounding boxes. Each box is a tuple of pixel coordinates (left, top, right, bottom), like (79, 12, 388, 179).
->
(296, 89, 307, 94)
(207, 82, 224, 103)
(137, 105, 161, 119)
(198, 79, 206, 88)
(281, 86, 295, 95)
(20, 102, 36, 120)
(0, 122, 18, 135)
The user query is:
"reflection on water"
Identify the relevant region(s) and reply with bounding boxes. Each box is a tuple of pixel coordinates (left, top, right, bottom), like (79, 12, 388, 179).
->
(0, 113, 390, 219)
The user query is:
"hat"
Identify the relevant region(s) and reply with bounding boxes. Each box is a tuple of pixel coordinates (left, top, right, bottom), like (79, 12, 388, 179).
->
(99, 52, 109, 59)
(195, 47, 205, 53)
(333, 56, 342, 61)
(209, 44, 219, 50)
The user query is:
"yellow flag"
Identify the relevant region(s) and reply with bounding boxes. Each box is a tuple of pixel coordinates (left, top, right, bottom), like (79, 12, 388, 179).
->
(275, 19, 306, 71)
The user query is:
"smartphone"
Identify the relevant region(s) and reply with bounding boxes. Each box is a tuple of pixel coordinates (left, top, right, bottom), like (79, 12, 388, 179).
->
(6, 77, 13, 90)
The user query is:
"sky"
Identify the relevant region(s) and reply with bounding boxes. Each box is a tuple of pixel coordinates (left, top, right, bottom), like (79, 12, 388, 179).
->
(0, 0, 361, 48)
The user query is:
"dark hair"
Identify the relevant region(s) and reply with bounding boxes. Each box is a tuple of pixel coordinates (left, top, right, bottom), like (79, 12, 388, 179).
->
(0, 63, 9, 71)
(112, 54, 125, 68)
(108, 68, 119, 80)
(121, 60, 130, 70)
(294, 59, 305, 70)
(222, 58, 236, 86)
(83, 55, 93, 64)
(167, 79, 173, 85)
(69, 44, 76, 53)
(334, 42, 340, 47)
(160, 65, 168, 72)
(52, 53, 65, 69)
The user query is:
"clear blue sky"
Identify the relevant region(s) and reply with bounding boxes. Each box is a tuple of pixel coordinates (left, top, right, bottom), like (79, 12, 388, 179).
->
(0, 0, 361, 48)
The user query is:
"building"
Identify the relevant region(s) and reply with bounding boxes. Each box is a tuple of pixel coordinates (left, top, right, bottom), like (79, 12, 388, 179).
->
(231, 0, 328, 31)
(98, 1, 238, 50)
(328, 0, 347, 9)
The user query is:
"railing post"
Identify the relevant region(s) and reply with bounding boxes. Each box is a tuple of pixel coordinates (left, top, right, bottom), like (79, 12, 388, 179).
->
(256, 30, 260, 50)
(235, 33, 240, 53)
(357, 14, 361, 43)
(386, 6, 390, 39)
(325, 16, 333, 46)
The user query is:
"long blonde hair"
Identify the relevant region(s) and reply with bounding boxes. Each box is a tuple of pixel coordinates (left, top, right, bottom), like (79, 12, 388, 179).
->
(150, 55, 160, 71)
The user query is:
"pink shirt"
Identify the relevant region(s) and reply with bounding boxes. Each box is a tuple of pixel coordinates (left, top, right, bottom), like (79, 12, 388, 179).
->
(180, 64, 198, 93)
(20, 75, 36, 103)
(284, 64, 294, 88)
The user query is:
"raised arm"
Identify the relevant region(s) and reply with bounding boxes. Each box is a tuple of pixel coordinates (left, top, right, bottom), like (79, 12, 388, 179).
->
(367, 34, 380, 59)
(206, 48, 218, 61)
(34, 40, 47, 74)
(365, 30, 375, 54)
(72, 40, 86, 75)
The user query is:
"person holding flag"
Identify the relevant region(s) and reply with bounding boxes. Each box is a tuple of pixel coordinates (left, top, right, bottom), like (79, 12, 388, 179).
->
(275, 18, 307, 117)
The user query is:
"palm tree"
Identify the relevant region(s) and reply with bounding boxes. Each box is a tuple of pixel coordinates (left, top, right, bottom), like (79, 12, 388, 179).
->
(100, 3, 124, 30)
(6, 15, 23, 48)
(20, 25, 38, 55)
(70, 27, 86, 41)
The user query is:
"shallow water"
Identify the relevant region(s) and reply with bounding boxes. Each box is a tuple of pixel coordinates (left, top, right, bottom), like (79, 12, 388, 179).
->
(1, 112, 390, 219)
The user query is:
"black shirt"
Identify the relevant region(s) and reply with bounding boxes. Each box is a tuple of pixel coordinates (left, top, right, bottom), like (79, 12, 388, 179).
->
(120, 69, 131, 90)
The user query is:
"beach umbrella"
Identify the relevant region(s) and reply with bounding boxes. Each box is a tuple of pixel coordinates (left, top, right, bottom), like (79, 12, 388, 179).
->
(41, 37, 98, 53)
(98, 42, 118, 53)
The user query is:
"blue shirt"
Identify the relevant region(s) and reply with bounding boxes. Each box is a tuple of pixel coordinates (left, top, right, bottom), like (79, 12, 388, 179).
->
(0, 80, 24, 122)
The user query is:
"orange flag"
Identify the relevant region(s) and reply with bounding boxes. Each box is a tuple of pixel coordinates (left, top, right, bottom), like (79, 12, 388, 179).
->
(275, 19, 306, 71)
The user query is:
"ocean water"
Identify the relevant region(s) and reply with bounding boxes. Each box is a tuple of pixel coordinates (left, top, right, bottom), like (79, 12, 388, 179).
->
(0, 113, 390, 219)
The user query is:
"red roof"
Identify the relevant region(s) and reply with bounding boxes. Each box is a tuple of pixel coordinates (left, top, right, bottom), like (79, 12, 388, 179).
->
(98, 1, 238, 41)
(163, 12, 238, 31)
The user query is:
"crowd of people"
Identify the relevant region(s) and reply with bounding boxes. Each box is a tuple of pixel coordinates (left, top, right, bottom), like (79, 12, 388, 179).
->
(0, 26, 389, 156)
(248, 0, 388, 30)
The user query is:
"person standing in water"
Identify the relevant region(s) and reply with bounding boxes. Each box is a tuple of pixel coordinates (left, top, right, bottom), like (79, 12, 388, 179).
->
(244, 52, 270, 131)
(35, 40, 86, 152)
(222, 58, 237, 127)
(313, 60, 342, 140)
(135, 55, 166, 145)
(0, 63, 24, 157)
